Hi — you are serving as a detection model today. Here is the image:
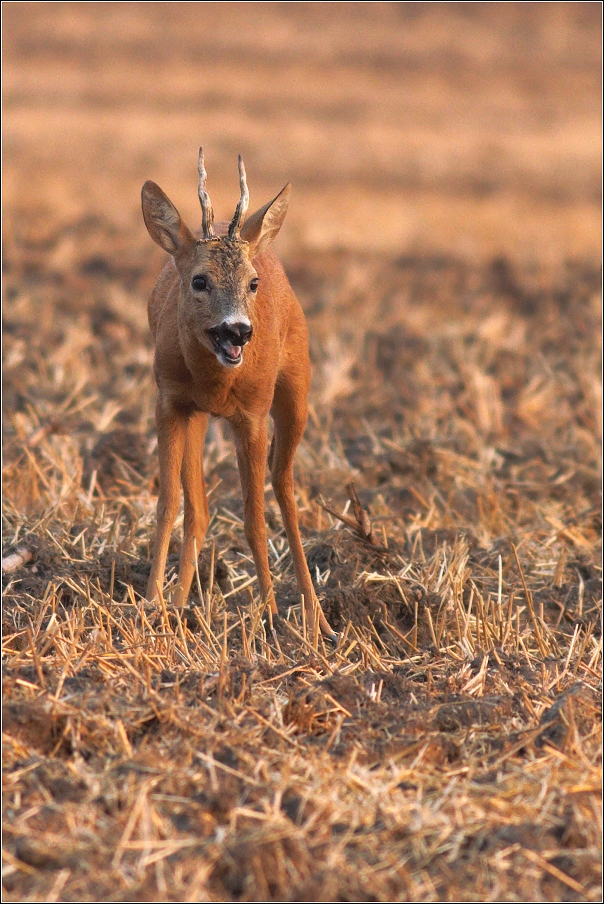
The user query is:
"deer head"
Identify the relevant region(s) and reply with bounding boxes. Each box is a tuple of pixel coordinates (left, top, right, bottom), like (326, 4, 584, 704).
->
(141, 149, 290, 368)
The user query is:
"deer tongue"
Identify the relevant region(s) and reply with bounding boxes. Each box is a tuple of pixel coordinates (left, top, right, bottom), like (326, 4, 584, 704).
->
(224, 342, 241, 361)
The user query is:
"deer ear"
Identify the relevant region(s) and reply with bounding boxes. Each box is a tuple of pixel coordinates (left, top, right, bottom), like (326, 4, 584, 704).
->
(141, 181, 195, 255)
(240, 184, 290, 257)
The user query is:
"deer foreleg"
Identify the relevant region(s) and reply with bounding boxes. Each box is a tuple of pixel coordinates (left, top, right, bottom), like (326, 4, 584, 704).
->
(232, 416, 277, 618)
(172, 411, 210, 608)
(146, 399, 187, 604)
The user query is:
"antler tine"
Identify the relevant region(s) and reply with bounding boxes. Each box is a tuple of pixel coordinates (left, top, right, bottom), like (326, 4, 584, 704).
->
(228, 155, 250, 239)
(197, 147, 215, 239)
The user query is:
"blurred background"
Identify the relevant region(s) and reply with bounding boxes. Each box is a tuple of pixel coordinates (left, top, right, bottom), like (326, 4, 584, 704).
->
(3, 1, 601, 505)
(3, 1, 601, 261)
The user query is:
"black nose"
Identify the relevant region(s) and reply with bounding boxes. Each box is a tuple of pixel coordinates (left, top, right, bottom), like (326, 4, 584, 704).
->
(220, 322, 253, 347)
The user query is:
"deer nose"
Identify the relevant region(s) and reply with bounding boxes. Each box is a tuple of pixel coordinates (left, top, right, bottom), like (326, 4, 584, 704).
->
(222, 322, 253, 346)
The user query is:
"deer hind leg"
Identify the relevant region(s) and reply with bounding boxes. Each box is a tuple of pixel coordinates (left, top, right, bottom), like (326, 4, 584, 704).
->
(270, 378, 337, 643)
(147, 399, 188, 604)
(231, 415, 277, 619)
(172, 411, 210, 609)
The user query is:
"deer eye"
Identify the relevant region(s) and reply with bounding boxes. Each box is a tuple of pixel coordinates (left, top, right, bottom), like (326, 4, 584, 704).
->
(250, 278, 259, 292)
(192, 275, 208, 292)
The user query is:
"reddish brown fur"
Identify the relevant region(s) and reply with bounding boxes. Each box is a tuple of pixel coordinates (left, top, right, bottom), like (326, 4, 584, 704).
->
(142, 163, 336, 641)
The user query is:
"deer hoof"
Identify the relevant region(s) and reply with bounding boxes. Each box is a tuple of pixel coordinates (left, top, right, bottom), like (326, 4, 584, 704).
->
(262, 611, 281, 633)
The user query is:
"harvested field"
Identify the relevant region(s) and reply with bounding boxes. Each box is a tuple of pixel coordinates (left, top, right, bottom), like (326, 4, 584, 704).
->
(2, 3, 602, 902)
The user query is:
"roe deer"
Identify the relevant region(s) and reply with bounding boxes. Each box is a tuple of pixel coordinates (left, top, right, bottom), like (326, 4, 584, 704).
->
(141, 149, 337, 644)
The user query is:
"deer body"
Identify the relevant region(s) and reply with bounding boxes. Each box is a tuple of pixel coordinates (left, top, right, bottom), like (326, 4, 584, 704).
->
(142, 151, 336, 643)
(149, 243, 301, 419)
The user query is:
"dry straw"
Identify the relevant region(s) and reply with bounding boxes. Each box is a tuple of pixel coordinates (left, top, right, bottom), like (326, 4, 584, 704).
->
(3, 222, 601, 901)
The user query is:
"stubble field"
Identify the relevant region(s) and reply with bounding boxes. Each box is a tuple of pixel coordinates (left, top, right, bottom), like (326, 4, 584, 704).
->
(2, 3, 602, 901)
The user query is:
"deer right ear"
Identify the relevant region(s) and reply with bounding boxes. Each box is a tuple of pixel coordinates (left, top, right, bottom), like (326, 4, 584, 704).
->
(240, 184, 291, 257)
(141, 181, 195, 255)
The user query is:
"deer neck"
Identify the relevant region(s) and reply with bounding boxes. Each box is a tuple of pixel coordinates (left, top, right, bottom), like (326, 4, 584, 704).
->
(176, 302, 239, 411)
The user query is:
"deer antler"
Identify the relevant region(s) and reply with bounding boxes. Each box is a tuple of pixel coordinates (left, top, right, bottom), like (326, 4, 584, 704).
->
(197, 147, 215, 239)
(228, 155, 250, 239)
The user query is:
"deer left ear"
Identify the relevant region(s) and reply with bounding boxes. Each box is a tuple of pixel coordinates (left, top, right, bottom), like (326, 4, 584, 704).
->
(141, 181, 195, 255)
(240, 184, 290, 257)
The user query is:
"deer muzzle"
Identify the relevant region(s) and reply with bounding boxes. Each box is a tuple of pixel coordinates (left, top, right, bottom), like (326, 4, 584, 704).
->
(207, 321, 253, 367)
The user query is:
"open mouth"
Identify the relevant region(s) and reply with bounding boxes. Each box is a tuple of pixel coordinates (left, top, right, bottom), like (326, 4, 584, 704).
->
(207, 325, 250, 368)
